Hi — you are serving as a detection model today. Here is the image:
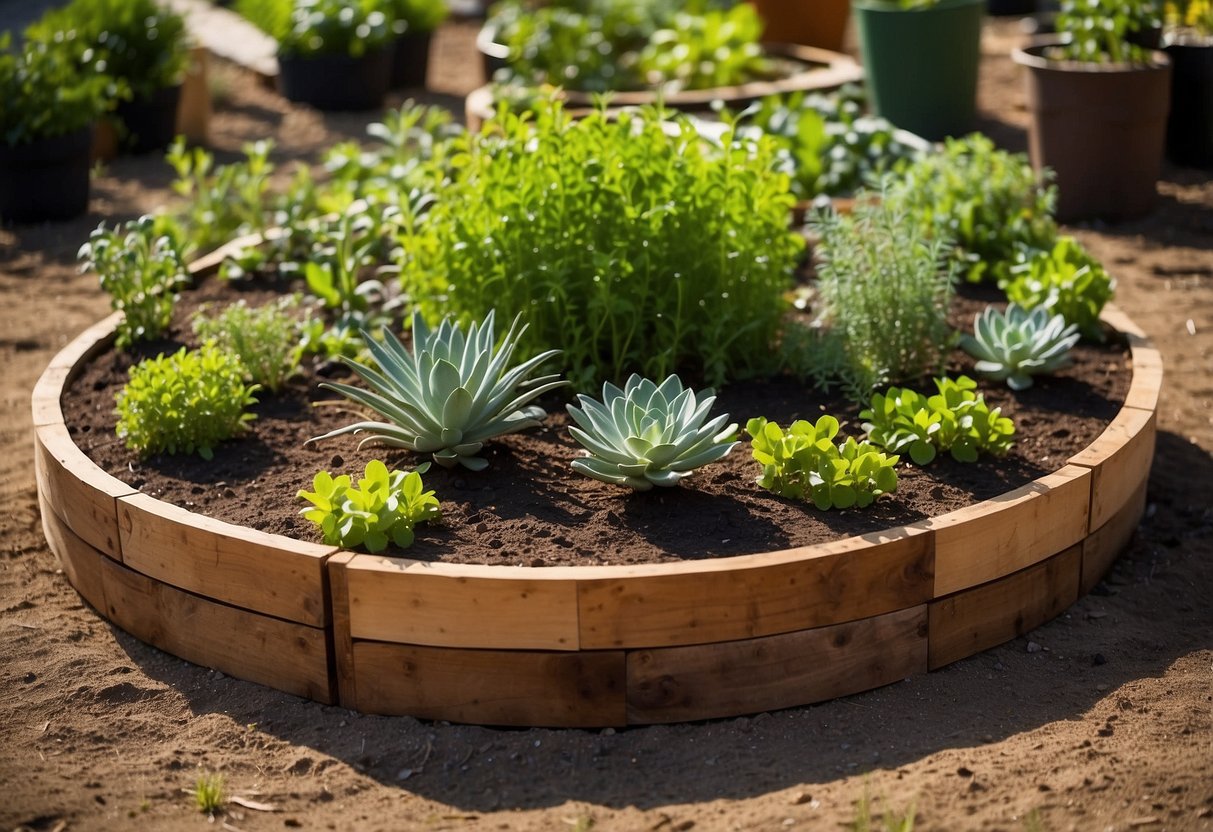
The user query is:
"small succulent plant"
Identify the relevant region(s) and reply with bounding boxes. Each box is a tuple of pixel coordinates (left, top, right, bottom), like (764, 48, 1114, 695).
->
(566, 374, 738, 491)
(960, 304, 1080, 390)
(307, 310, 566, 470)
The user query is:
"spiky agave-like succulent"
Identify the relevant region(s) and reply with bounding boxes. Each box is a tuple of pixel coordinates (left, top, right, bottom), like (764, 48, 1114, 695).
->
(307, 310, 566, 470)
(566, 374, 738, 491)
(960, 303, 1080, 391)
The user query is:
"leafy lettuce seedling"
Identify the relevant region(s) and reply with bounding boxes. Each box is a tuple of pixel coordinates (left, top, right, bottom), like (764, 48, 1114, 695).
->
(746, 415, 898, 510)
(1001, 236, 1114, 341)
(860, 376, 1015, 465)
(297, 459, 440, 553)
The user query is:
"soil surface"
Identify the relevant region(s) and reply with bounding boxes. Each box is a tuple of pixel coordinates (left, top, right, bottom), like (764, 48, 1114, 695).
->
(3, 16, 1213, 832)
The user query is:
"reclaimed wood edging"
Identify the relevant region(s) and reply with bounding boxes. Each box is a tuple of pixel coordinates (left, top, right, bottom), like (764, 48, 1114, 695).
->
(33, 243, 1160, 726)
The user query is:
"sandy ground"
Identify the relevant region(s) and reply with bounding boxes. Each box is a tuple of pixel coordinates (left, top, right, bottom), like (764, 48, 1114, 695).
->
(2, 17, 1212, 832)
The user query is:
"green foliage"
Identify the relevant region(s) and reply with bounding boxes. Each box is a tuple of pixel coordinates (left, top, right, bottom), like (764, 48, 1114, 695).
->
(567, 374, 738, 490)
(308, 311, 567, 470)
(1054, 0, 1163, 63)
(79, 216, 189, 349)
(400, 100, 802, 389)
(298, 459, 440, 552)
(744, 87, 926, 199)
(166, 138, 276, 255)
(390, 0, 449, 32)
(192, 296, 306, 392)
(1167, 0, 1213, 35)
(235, 0, 295, 41)
(116, 343, 260, 460)
(1001, 237, 1114, 341)
(885, 134, 1058, 283)
(803, 197, 957, 400)
(746, 415, 899, 510)
(0, 33, 120, 146)
(850, 784, 916, 832)
(27, 0, 189, 98)
(960, 303, 1080, 390)
(271, 0, 398, 57)
(860, 376, 1015, 465)
(192, 772, 225, 815)
(637, 4, 772, 92)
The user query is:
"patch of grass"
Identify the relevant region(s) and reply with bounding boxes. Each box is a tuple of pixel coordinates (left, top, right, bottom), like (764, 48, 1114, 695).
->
(192, 771, 225, 815)
(850, 784, 916, 832)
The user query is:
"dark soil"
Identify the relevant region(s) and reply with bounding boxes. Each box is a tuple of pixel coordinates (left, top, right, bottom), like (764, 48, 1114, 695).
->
(63, 275, 1129, 566)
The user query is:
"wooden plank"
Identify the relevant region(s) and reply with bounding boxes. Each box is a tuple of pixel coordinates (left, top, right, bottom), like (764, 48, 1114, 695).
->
(625, 605, 927, 724)
(350, 641, 627, 727)
(1068, 407, 1156, 532)
(930, 465, 1090, 597)
(1098, 303, 1147, 340)
(117, 492, 334, 627)
(928, 544, 1082, 670)
(31, 366, 68, 427)
(40, 493, 108, 614)
(578, 527, 933, 649)
(1081, 479, 1147, 595)
(1124, 342, 1163, 414)
(342, 557, 580, 650)
(34, 423, 135, 560)
(327, 552, 358, 708)
(98, 555, 333, 703)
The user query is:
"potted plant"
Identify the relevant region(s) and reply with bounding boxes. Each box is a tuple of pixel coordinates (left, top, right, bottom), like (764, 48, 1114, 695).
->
(0, 35, 116, 223)
(239, 0, 397, 110)
(851, 0, 985, 141)
(1164, 0, 1213, 166)
(388, 0, 450, 88)
(749, 0, 852, 51)
(1012, 0, 1171, 221)
(26, 0, 190, 155)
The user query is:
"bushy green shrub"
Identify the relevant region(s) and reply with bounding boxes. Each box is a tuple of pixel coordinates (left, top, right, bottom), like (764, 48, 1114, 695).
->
(115, 343, 260, 459)
(399, 100, 803, 389)
(1054, 0, 1162, 63)
(0, 33, 119, 146)
(298, 460, 441, 552)
(637, 4, 772, 92)
(885, 134, 1057, 283)
(79, 216, 189, 349)
(798, 198, 956, 400)
(243, 0, 397, 57)
(1001, 236, 1114, 341)
(192, 296, 306, 392)
(390, 0, 449, 33)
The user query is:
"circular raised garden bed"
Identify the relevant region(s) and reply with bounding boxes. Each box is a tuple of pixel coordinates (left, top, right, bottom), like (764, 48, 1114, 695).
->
(464, 43, 864, 131)
(33, 246, 1161, 728)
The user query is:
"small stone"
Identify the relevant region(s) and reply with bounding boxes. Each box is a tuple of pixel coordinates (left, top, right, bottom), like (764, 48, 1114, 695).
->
(791, 792, 813, 805)
(957, 766, 973, 777)
(396, 768, 413, 780)
(1097, 684, 1110, 692)
(994, 662, 1005, 671)
(601, 727, 615, 736)
(330, 455, 344, 468)
(475, 522, 488, 534)
(1026, 641, 1043, 653)
(23, 673, 35, 683)
(530, 558, 546, 567)
(1092, 653, 1107, 666)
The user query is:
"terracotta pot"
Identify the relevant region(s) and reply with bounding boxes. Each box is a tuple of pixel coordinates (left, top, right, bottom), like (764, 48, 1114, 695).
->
(852, 0, 984, 141)
(749, 0, 851, 52)
(1013, 41, 1172, 221)
(278, 47, 392, 111)
(1165, 38, 1213, 168)
(0, 127, 92, 224)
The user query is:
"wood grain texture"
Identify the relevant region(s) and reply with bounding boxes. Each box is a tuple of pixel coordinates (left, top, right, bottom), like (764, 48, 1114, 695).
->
(35, 423, 135, 560)
(1068, 406, 1156, 533)
(1081, 479, 1147, 594)
(578, 527, 933, 649)
(117, 492, 335, 627)
(1124, 342, 1163, 415)
(350, 641, 627, 727)
(626, 605, 928, 724)
(40, 493, 108, 614)
(928, 544, 1082, 670)
(327, 552, 358, 708)
(929, 465, 1091, 597)
(98, 554, 333, 703)
(341, 557, 580, 650)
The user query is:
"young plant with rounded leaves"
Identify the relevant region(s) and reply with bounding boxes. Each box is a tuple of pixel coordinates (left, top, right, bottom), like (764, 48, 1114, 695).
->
(860, 376, 1015, 465)
(191, 296, 306, 392)
(960, 303, 1080, 390)
(307, 310, 566, 470)
(1001, 236, 1114, 341)
(115, 343, 259, 460)
(566, 374, 737, 490)
(297, 459, 440, 552)
(746, 415, 899, 510)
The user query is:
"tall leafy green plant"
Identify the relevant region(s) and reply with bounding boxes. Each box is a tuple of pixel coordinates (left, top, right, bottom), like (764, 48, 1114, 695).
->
(0, 33, 119, 146)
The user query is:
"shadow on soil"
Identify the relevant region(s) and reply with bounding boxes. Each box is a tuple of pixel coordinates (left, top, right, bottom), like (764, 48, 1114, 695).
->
(113, 427, 1213, 813)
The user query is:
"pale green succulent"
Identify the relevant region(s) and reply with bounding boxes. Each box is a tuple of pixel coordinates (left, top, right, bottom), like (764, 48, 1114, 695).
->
(307, 311, 566, 470)
(960, 303, 1080, 391)
(567, 374, 738, 491)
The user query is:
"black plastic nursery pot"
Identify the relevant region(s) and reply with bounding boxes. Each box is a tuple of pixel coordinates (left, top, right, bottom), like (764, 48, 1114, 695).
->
(1165, 39, 1213, 168)
(278, 47, 393, 111)
(391, 31, 433, 88)
(986, 0, 1035, 16)
(852, 0, 984, 141)
(0, 127, 92, 224)
(115, 84, 183, 154)
(1013, 41, 1172, 222)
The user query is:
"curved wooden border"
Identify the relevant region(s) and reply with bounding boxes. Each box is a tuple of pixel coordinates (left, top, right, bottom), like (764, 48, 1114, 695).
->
(34, 284, 1160, 726)
(465, 43, 864, 131)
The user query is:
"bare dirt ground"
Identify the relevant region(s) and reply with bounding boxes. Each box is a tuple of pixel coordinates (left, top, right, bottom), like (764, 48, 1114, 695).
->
(2, 18, 1212, 832)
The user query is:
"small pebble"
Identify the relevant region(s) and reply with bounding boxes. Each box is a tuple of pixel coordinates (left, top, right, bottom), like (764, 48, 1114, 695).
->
(1093, 653, 1107, 666)
(1026, 641, 1043, 653)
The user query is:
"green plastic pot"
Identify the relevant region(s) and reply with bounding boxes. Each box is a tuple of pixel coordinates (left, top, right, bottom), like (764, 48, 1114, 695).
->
(853, 0, 984, 140)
